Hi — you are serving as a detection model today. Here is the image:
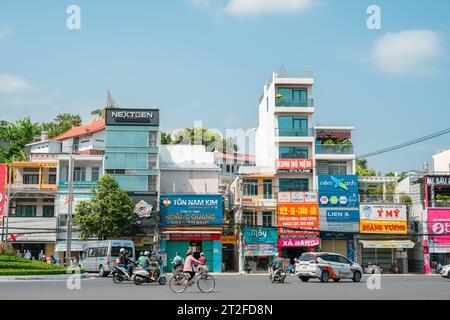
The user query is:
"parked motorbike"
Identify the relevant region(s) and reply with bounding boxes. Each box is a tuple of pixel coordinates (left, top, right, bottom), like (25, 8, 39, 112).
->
(133, 264, 167, 286)
(268, 267, 287, 283)
(363, 262, 383, 274)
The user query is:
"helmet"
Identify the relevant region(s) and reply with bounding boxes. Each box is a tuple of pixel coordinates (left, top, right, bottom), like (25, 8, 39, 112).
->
(144, 251, 150, 256)
(119, 248, 126, 254)
(200, 252, 205, 256)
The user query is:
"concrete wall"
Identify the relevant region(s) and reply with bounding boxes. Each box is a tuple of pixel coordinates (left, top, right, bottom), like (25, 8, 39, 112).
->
(160, 170, 219, 194)
(432, 150, 450, 172)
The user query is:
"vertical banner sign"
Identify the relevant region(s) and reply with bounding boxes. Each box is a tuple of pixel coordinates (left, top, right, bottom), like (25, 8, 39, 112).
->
(0, 164, 7, 222)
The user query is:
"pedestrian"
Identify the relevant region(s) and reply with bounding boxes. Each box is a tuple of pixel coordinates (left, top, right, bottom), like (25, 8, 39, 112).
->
(38, 250, 44, 262)
(16, 250, 21, 257)
(24, 250, 32, 260)
(436, 261, 443, 274)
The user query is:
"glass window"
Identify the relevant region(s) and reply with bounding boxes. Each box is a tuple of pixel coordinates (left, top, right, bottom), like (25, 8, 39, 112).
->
(106, 131, 148, 147)
(263, 180, 272, 199)
(279, 146, 309, 159)
(262, 212, 273, 227)
(243, 212, 256, 226)
(337, 256, 352, 265)
(91, 167, 100, 181)
(23, 174, 39, 184)
(148, 132, 158, 148)
(148, 154, 158, 169)
(42, 205, 54, 217)
(243, 180, 258, 196)
(148, 175, 157, 192)
(15, 205, 37, 217)
(278, 116, 308, 136)
(279, 178, 309, 192)
(299, 253, 316, 262)
(48, 174, 57, 184)
(328, 162, 347, 175)
(276, 87, 308, 106)
(73, 167, 86, 181)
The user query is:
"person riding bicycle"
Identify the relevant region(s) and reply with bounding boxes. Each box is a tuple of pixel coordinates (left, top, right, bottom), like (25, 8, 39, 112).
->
(118, 248, 133, 274)
(183, 249, 201, 286)
(172, 252, 184, 272)
(269, 253, 284, 280)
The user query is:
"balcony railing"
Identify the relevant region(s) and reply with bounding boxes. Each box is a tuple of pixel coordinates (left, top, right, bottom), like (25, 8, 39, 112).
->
(275, 98, 314, 108)
(275, 128, 314, 137)
(316, 144, 354, 155)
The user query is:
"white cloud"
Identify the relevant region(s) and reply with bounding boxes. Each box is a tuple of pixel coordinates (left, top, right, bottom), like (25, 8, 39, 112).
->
(224, 0, 317, 16)
(0, 26, 14, 39)
(369, 30, 442, 76)
(0, 73, 35, 94)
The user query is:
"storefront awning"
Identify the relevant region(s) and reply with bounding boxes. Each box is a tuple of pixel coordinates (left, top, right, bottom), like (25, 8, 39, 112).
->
(54, 241, 85, 252)
(360, 240, 415, 249)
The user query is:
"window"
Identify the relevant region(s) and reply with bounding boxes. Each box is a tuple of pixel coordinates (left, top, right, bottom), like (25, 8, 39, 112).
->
(148, 154, 158, 169)
(42, 205, 54, 217)
(73, 167, 86, 181)
(91, 167, 100, 181)
(279, 146, 309, 159)
(23, 174, 39, 184)
(243, 180, 258, 196)
(73, 137, 79, 152)
(276, 87, 308, 106)
(263, 180, 272, 199)
(48, 174, 57, 184)
(279, 178, 309, 192)
(278, 116, 308, 136)
(328, 162, 347, 175)
(337, 256, 352, 265)
(243, 211, 256, 226)
(105, 169, 126, 175)
(15, 205, 37, 217)
(148, 132, 158, 148)
(262, 212, 273, 227)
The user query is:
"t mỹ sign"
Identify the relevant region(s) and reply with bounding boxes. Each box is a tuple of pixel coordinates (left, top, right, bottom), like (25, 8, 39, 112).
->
(359, 204, 407, 234)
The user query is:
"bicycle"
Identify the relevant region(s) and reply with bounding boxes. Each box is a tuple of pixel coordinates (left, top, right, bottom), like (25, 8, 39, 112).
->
(168, 267, 215, 293)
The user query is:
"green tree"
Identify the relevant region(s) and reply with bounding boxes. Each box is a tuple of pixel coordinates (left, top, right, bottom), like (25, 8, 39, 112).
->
(0, 118, 41, 163)
(161, 132, 173, 145)
(356, 159, 377, 176)
(74, 174, 137, 240)
(41, 113, 82, 138)
(172, 127, 238, 153)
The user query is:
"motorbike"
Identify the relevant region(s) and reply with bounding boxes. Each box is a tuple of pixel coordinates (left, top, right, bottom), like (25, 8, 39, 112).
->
(363, 262, 383, 274)
(133, 264, 167, 286)
(268, 266, 287, 283)
(111, 262, 135, 284)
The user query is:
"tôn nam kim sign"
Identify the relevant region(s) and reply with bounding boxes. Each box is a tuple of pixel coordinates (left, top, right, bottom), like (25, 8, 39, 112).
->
(160, 194, 222, 227)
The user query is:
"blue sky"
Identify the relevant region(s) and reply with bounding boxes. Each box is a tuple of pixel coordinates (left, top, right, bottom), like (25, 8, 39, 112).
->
(0, 0, 449, 173)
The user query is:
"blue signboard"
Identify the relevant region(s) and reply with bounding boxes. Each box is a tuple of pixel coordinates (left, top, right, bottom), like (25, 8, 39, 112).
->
(318, 175, 359, 208)
(243, 228, 278, 244)
(326, 210, 360, 223)
(160, 194, 222, 227)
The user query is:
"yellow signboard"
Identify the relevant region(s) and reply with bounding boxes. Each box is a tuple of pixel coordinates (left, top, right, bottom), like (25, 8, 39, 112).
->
(360, 220, 407, 234)
(220, 236, 238, 244)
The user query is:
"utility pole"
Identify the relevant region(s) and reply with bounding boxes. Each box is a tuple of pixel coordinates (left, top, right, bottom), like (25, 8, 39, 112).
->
(238, 175, 244, 274)
(65, 151, 74, 267)
(4, 157, 14, 246)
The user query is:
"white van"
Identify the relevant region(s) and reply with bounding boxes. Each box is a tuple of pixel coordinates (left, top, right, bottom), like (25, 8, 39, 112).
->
(80, 240, 135, 277)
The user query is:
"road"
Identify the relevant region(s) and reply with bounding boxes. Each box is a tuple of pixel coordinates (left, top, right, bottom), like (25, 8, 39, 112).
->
(0, 274, 449, 300)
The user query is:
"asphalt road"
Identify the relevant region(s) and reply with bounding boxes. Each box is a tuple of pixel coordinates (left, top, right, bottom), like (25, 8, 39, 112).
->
(0, 274, 449, 300)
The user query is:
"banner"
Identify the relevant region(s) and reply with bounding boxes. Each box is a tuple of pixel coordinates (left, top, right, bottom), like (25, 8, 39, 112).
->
(428, 209, 450, 248)
(278, 191, 317, 204)
(278, 203, 319, 230)
(276, 159, 313, 173)
(360, 204, 407, 234)
(160, 194, 222, 227)
(0, 164, 6, 220)
(278, 238, 320, 247)
(318, 175, 359, 208)
(243, 228, 278, 244)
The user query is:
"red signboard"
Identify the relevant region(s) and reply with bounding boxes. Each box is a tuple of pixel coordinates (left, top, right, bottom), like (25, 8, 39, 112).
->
(169, 233, 221, 241)
(0, 164, 7, 221)
(316, 130, 351, 140)
(278, 203, 319, 232)
(276, 159, 313, 173)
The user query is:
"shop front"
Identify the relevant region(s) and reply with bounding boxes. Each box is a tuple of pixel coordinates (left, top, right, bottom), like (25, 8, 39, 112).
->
(358, 204, 411, 272)
(318, 175, 360, 261)
(427, 208, 450, 268)
(220, 235, 238, 272)
(243, 227, 278, 273)
(159, 194, 223, 273)
(278, 191, 319, 263)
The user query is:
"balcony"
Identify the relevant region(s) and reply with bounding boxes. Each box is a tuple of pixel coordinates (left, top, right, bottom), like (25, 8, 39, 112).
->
(316, 144, 354, 155)
(275, 128, 314, 137)
(276, 98, 314, 108)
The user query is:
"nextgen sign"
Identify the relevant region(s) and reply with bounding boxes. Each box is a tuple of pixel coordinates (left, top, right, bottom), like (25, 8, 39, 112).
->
(106, 108, 159, 126)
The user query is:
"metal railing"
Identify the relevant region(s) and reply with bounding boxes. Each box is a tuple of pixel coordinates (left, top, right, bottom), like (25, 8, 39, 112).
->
(275, 98, 314, 108)
(275, 128, 314, 137)
(316, 144, 354, 155)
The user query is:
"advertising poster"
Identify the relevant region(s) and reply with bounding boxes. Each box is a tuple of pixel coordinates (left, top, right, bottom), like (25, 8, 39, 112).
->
(160, 194, 222, 227)
(359, 204, 407, 234)
(428, 209, 450, 250)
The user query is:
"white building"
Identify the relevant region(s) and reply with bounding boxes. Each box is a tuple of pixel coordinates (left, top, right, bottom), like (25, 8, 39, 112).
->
(432, 149, 450, 172)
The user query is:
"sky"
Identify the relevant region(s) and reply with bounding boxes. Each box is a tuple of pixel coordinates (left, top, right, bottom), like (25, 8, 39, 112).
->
(0, 0, 450, 174)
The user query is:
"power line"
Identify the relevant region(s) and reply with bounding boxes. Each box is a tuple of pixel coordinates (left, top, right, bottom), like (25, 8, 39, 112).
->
(356, 127, 450, 159)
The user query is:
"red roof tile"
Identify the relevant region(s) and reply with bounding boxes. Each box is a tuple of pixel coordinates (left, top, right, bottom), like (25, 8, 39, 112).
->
(52, 119, 105, 141)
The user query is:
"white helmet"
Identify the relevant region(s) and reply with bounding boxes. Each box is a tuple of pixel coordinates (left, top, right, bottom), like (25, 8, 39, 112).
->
(144, 251, 150, 256)
(120, 248, 126, 254)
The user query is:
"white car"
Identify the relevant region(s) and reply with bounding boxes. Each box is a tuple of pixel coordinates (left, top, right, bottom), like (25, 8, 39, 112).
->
(295, 252, 363, 283)
(440, 265, 450, 279)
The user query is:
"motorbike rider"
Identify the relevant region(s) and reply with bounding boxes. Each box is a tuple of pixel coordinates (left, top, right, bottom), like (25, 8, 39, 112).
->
(148, 251, 159, 281)
(172, 252, 184, 272)
(269, 253, 284, 280)
(118, 248, 133, 275)
(138, 251, 151, 270)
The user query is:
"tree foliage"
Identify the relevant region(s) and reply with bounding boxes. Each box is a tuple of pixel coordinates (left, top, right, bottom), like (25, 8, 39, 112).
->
(168, 127, 239, 153)
(41, 113, 82, 138)
(0, 118, 41, 163)
(356, 159, 377, 176)
(74, 174, 137, 240)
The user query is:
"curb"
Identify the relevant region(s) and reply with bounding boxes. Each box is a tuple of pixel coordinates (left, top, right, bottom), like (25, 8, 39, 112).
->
(0, 272, 91, 282)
